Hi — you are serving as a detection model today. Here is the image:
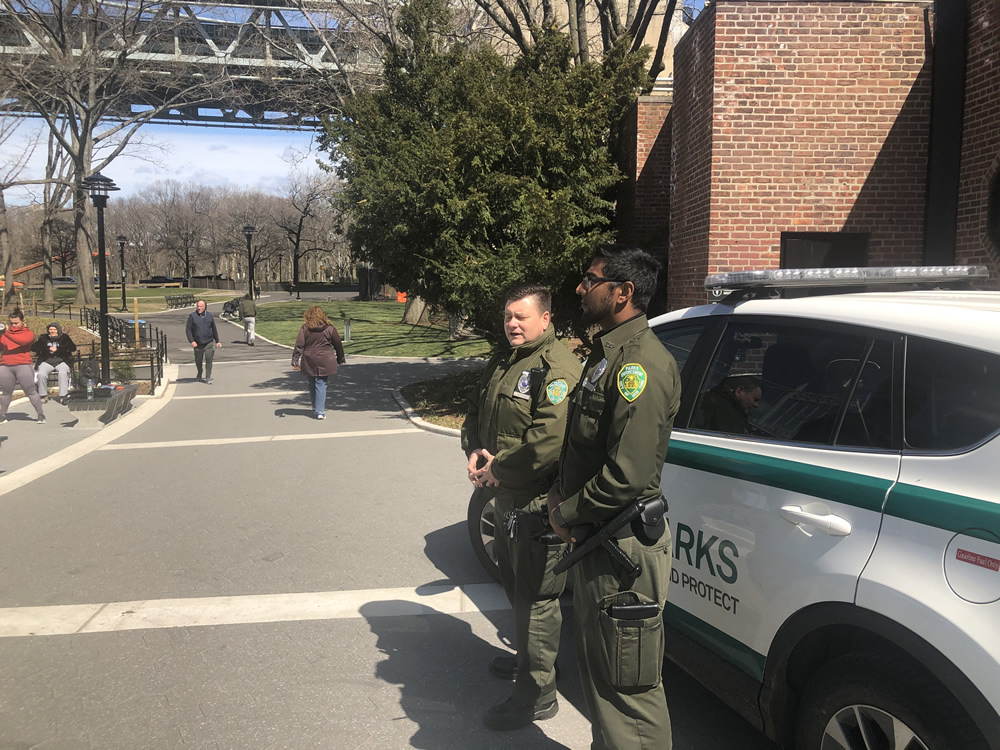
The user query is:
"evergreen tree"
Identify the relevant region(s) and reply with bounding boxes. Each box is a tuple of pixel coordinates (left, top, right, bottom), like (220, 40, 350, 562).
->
(320, 0, 649, 339)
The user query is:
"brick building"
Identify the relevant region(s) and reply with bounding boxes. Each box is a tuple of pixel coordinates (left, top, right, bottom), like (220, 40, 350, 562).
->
(619, 0, 1000, 310)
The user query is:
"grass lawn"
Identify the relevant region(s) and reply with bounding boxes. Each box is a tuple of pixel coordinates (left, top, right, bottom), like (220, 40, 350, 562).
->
(256, 300, 494, 359)
(16, 287, 234, 315)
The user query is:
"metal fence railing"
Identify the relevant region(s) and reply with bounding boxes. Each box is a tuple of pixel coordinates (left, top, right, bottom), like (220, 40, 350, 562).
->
(79, 308, 168, 392)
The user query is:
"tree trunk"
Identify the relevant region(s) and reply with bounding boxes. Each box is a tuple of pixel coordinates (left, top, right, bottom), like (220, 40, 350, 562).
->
(74, 189, 98, 306)
(41, 218, 55, 303)
(401, 294, 430, 325)
(0, 189, 12, 312)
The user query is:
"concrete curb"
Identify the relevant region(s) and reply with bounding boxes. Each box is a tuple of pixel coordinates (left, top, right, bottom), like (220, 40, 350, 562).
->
(392, 389, 460, 438)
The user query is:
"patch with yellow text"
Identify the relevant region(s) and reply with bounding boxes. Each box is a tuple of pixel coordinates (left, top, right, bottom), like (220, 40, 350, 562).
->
(617, 364, 647, 402)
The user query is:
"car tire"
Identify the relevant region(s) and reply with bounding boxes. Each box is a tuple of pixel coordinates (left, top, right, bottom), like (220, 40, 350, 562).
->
(466, 488, 501, 583)
(794, 652, 989, 750)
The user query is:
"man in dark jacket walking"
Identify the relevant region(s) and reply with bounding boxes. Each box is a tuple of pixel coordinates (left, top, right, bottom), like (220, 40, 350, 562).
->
(33, 321, 77, 404)
(462, 284, 581, 731)
(185, 300, 221, 384)
(237, 294, 258, 346)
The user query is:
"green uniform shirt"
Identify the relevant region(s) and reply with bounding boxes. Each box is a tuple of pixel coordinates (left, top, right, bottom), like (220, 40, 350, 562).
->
(462, 325, 582, 499)
(555, 314, 681, 527)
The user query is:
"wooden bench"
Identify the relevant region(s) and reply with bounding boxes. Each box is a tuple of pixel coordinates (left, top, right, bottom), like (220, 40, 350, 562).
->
(66, 384, 139, 428)
(165, 294, 196, 309)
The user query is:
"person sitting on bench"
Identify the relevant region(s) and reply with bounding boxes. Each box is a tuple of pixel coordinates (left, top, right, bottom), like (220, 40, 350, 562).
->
(33, 321, 77, 405)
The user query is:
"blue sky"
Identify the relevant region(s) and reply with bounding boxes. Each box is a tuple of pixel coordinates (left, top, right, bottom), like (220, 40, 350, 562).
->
(4, 121, 322, 204)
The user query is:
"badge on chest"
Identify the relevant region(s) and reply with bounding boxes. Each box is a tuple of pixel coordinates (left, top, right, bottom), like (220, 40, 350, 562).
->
(513, 370, 532, 400)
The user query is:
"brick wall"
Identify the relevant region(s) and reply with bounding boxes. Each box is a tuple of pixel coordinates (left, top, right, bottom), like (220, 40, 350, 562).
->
(669, 2, 717, 309)
(956, 0, 1000, 276)
(618, 96, 672, 312)
(669, 0, 934, 309)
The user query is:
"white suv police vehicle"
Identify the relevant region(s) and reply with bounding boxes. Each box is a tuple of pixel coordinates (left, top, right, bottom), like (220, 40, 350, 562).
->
(649, 265, 999, 750)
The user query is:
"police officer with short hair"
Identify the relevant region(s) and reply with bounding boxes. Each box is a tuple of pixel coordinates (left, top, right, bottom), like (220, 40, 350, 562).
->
(548, 244, 681, 749)
(462, 283, 581, 731)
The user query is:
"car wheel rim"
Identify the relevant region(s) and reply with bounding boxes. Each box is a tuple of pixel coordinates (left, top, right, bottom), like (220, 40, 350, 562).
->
(822, 704, 929, 750)
(479, 497, 498, 569)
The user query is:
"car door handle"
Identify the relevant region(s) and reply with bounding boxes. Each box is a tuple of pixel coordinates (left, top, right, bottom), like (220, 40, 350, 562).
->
(779, 505, 852, 536)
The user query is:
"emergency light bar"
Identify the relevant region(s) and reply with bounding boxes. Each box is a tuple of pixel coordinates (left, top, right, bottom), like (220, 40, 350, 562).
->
(704, 265, 989, 290)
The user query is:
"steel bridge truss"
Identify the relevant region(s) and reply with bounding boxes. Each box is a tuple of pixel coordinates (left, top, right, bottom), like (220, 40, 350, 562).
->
(0, 0, 384, 128)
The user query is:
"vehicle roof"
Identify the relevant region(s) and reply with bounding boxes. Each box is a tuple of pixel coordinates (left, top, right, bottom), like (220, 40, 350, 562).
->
(649, 290, 1000, 354)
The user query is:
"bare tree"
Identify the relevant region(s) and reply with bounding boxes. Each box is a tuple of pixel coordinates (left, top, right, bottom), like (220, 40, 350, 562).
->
(272, 156, 343, 297)
(146, 181, 210, 280)
(217, 189, 284, 295)
(464, 0, 681, 77)
(35, 125, 76, 303)
(109, 195, 167, 283)
(0, 0, 243, 305)
(0, 88, 45, 309)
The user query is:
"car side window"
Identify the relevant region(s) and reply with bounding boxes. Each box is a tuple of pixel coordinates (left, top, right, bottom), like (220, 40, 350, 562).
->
(654, 323, 705, 379)
(904, 338, 1000, 451)
(692, 320, 893, 447)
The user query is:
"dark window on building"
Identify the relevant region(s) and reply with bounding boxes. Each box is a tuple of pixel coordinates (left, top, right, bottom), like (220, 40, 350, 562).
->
(781, 233, 869, 269)
(988, 170, 1000, 249)
(904, 338, 1000, 451)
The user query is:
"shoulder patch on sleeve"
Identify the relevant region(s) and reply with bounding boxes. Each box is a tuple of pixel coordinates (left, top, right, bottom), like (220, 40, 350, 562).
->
(546, 379, 569, 405)
(617, 363, 647, 402)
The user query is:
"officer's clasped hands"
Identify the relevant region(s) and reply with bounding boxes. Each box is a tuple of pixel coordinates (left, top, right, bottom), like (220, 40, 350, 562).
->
(467, 448, 500, 488)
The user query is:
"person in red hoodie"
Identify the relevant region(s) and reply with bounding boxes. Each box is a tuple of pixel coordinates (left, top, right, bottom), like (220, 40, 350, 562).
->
(0, 308, 46, 424)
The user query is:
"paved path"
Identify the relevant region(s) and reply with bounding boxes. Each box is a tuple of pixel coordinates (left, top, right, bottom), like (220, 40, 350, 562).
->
(0, 297, 774, 750)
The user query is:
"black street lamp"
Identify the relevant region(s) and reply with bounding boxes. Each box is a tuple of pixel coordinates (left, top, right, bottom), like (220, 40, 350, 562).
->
(242, 224, 256, 298)
(117, 235, 128, 312)
(82, 172, 120, 384)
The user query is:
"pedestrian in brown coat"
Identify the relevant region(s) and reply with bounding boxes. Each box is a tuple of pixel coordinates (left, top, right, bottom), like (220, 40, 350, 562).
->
(291, 306, 346, 419)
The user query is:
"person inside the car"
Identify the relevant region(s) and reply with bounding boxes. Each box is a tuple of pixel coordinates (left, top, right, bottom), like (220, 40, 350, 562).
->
(695, 374, 762, 434)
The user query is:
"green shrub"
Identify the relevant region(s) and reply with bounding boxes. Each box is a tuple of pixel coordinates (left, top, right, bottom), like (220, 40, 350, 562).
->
(112, 358, 135, 384)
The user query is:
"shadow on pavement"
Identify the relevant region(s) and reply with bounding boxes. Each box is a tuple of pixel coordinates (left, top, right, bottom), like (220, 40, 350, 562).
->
(420, 522, 588, 730)
(361, 600, 572, 750)
(245, 358, 482, 415)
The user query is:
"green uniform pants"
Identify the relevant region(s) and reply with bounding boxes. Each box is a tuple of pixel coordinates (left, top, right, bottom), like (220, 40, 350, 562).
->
(493, 492, 568, 706)
(571, 532, 673, 750)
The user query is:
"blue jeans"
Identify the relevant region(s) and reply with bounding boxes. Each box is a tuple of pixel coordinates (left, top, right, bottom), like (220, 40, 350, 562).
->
(308, 375, 328, 416)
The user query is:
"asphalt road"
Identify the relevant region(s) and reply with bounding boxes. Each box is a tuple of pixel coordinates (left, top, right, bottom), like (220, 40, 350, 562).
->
(0, 297, 777, 749)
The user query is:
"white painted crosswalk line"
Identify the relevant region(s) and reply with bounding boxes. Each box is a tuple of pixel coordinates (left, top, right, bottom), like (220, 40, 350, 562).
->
(98, 427, 422, 450)
(0, 583, 510, 638)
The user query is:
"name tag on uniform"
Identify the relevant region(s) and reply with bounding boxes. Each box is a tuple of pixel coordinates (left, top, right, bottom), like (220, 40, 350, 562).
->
(513, 370, 532, 400)
(583, 358, 608, 391)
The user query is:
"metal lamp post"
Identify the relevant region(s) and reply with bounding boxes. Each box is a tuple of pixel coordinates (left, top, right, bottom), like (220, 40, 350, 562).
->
(242, 224, 256, 298)
(82, 172, 120, 384)
(117, 235, 128, 312)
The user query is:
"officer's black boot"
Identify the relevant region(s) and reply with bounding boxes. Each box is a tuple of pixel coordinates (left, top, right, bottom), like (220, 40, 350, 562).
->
(483, 696, 558, 731)
(488, 654, 517, 680)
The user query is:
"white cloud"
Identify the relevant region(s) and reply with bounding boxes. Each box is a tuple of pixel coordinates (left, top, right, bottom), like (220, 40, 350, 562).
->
(1, 122, 320, 204)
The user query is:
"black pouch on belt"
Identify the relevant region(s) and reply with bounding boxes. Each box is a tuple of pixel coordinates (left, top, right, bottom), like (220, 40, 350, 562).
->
(630, 495, 667, 546)
(530, 505, 564, 545)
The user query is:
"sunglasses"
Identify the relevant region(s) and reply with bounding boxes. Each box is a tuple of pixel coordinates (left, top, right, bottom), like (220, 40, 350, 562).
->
(580, 273, 626, 291)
